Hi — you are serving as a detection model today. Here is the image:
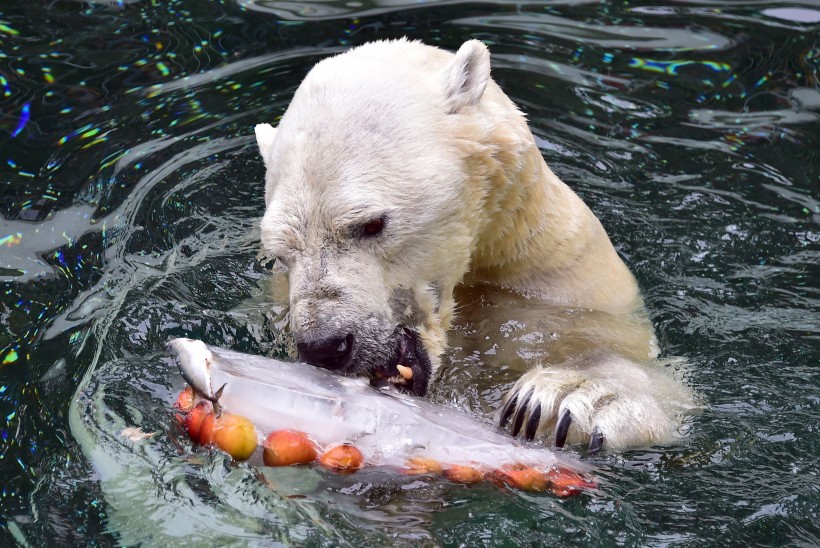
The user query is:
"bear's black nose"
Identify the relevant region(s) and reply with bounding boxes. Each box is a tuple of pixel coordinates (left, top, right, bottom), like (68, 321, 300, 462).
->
(297, 334, 354, 370)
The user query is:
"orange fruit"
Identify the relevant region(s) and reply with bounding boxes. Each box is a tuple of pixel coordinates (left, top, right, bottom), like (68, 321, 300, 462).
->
(495, 464, 548, 492)
(174, 386, 194, 412)
(319, 444, 364, 474)
(546, 466, 598, 497)
(443, 464, 484, 484)
(263, 430, 318, 466)
(402, 457, 443, 475)
(211, 413, 258, 461)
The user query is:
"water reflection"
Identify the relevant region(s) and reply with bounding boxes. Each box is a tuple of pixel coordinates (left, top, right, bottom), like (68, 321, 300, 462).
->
(456, 13, 734, 51)
(1, 0, 818, 545)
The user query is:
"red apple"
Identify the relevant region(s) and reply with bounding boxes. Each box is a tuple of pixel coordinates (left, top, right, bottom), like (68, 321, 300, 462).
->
(199, 411, 217, 445)
(185, 401, 211, 443)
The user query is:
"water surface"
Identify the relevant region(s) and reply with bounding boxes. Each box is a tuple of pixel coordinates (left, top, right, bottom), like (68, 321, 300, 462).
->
(1, 0, 818, 545)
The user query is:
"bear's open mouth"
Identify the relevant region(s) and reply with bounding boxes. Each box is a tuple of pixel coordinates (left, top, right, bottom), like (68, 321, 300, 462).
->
(369, 328, 431, 397)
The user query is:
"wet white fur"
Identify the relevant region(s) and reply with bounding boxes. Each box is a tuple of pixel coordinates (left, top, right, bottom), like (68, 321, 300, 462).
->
(255, 39, 694, 449)
(508, 356, 692, 449)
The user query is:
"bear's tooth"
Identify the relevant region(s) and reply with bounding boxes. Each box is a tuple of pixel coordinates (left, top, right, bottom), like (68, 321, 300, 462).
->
(396, 364, 413, 380)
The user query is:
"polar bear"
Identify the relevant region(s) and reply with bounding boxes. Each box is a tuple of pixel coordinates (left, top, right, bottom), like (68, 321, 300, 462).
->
(254, 39, 692, 451)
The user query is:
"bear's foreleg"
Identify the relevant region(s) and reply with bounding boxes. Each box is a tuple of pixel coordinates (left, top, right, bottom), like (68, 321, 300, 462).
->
(498, 356, 692, 451)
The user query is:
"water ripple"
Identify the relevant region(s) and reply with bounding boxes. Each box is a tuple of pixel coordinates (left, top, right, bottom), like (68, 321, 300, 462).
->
(1, 0, 818, 545)
(454, 13, 734, 51)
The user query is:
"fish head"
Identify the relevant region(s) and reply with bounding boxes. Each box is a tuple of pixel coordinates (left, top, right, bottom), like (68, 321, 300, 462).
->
(167, 338, 215, 399)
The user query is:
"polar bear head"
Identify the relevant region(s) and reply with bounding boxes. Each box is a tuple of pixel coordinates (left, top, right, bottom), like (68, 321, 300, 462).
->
(255, 39, 498, 395)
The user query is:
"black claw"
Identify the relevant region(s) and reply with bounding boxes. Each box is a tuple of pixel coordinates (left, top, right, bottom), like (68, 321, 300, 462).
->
(511, 388, 534, 437)
(499, 391, 518, 427)
(524, 403, 542, 441)
(555, 409, 571, 448)
(588, 428, 604, 454)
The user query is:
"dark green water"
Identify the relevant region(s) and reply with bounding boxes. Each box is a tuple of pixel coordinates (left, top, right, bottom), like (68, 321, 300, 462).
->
(1, 0, 818, 545)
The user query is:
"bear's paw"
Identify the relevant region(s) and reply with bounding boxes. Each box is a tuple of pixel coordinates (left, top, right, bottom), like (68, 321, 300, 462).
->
(497, 361, 681, 452)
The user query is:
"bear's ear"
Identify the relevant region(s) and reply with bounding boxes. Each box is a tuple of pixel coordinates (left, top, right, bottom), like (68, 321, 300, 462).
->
(255, 123, 277, 170)
(442, 40, 491, 114)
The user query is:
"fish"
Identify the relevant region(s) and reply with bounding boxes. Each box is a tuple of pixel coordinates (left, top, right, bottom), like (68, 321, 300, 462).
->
(167, 337, 596, 493)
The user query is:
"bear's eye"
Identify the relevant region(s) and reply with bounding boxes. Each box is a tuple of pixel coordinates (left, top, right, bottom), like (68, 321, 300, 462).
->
(359, 216, 386, 238)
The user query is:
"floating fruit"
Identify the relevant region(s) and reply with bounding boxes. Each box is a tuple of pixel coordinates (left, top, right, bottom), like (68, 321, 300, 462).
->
(174, 387, 195, 425)
(319, 444, 364, 474)
(174, 386, 194, 412)
(263, 430, 318, 466)
(185, 401, 211, 444)
(495, 464, 548, 492)
(402, 457, 443, 475)
(193, 411, 257, 461)
(198, 411, 217, 446)
(443, 464, 483, 484)
(546, 466, 598, 498)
